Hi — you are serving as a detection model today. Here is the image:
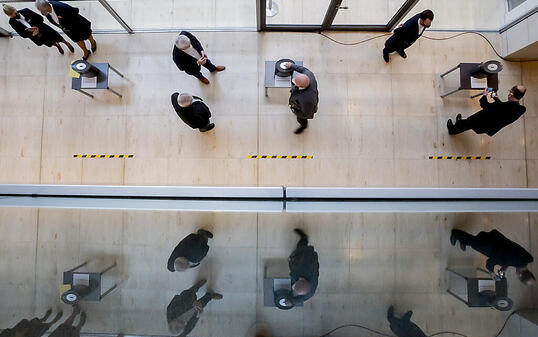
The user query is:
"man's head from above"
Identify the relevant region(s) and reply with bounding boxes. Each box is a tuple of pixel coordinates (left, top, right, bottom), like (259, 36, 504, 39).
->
(177, 93, 193, 108)
(175, 35, 191, 51)
(508, 85, 526, 101)
(35, 0, 52, 16)
(292, 277, 311, 295)
(516, 267, 536, 286)
(2, 5, 17, 18)
(174, 256, 190, 272)
(294, 74, 310, 90)
(168, 317, 186, 335)
(419, 9, 434, 28)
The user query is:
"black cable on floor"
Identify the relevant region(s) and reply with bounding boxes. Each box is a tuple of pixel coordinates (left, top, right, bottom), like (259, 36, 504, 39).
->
(318, 31, 538, 62)
(318, 309, 522, 337)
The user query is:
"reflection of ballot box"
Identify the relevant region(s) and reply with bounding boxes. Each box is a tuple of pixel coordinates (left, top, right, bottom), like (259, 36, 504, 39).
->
(263, 259, 302, 310)
(61, 261, 118, 305)
(446, 267, 512, 311)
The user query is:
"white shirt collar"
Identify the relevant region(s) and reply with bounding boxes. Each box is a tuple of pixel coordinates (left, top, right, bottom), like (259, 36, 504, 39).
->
(418, 18, 426, 35)
(183, 45, 202, 60)
(49, 6, 60, 25)
(16, 13, 32, 29)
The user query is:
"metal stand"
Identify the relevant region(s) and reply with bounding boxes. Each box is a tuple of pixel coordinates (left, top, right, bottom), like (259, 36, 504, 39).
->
(266, 0, 279, 17)
(75, 89, 94, 99)
(440, 63, 499, 98)
(72, 63, 125, 99)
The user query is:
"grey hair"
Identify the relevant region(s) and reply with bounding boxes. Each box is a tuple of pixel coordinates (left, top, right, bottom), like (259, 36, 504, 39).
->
(35, 0, 51, 11)
(175, 35, 191, 50)
(177, 93, 193, 108)
(2, 4, 17, 16)
(174, 257, 190, 271)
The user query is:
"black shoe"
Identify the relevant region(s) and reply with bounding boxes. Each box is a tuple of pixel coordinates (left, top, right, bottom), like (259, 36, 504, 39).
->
(383, 51, 389, 63)
(91, 42, 97, 53)
(200, 123, 215, 132)
(460, 242, 466, 251)
(67, 44, 75, 53)
(456, 114, 462, 122)
(294, 228, 307, 238)
(450, 231, 457, 246)
(197, 229, 213, 239)
(397, 50, 407, 59)
(82, 51, 91, 61)
(58, 48, 64, 55)
(387, 306, 395, 319)
(294, 126, 307, 134)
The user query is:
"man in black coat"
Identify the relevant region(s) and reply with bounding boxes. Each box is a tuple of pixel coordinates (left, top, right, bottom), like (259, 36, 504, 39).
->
(168, 229, 213, 272)
(3, 5, 74, 55)
(387, 306, 427, 337)
(0, 309, 63, 337)
(286, 229, 319, 306)
(173, 31, 225, 85)
(171, 93, 215, 132)
(383, 9, 434, 63)
(167, 279, 222, 337)
(283, 62, 319, 134)
(451, 228, 535, 285)
(36, 0, 96, 60)
(447, 85, 527, 136)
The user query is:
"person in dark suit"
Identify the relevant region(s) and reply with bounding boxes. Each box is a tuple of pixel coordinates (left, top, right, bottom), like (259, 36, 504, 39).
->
(284, 229, 319, 306)
(3, 5, 74, 55)
(387, 306, 427, 337)
(283, 62, 319, 134)
(383, 9, 434, 63)
(451, 229, 535, 285)
(447, 85, 527, 136)
(173, 31, 225, 85)
(36, 0, 96, 60)
(48, 305, 86, 337)
(171, 93, 215, 132)
(0, 309, 63, 337)
(167, 279, 223, 337)
(167, 229, 213, 272)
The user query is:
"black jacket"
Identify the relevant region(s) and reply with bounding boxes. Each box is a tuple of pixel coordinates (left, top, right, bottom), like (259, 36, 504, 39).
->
(9, 8, 61, 47)
(467, 96, 526, 136)
(166, 291, 199, 337)
(393, 13, 426, 46)
(172, 31, 205, 76)
(473, 230, 534, 272)
(167, 233, 210, 272)
(388, 312, 427, 337)
(45, 1, 92, 42)
(171, 93, 211, 129)
(289, 245, 319, 305)
(289, 64, 319, 119)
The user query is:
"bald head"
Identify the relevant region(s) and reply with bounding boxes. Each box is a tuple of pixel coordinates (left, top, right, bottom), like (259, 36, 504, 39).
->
(294, 74, 310, 89)
(174, 257, 190, 272)
(293, 278, 311, 295)
(175, 35, 191, 50)
(178, 93, 193, 108)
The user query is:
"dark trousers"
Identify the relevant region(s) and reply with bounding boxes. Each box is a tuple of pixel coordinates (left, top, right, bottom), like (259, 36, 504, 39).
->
(452, 229, 479, 248)
(193, 59, 217, 78)
(383, 35, 410, 54)
(296, 231, 308, 248)
(448, 118, 474, 135)
(186, 283, 213, 307)
(297, 117, 308, 128)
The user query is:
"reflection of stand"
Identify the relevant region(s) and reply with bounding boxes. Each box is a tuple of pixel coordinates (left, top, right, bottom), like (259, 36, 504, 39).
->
(61, 261, 118, 304)
(446, 267, 512, 311)
(71, 63, 125, 99)
(440, 63, 499, 98)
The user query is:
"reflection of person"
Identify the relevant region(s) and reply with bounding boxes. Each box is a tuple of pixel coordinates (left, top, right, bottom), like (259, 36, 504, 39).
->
(173, 31, 225, 85)
(3, 5, 73, 55)
(48, 306, 86, 337)
(387, 306, 427, 337)
(286, 229, 319, 306)
(171, 93, 215, 133)
(0, 309, 62, 337)
(451, 229, 535, 285)
(284, 63, 319, 134)
(36, 0, 96, 60)
(383, 10, 434, 63)
(447, 86, 527, 136)
(167, 280, 223, 337)
(167, 229, 213, 272)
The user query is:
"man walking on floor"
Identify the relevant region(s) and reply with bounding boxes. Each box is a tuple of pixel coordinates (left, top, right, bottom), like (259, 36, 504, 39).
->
(284, 62, 319, 134)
